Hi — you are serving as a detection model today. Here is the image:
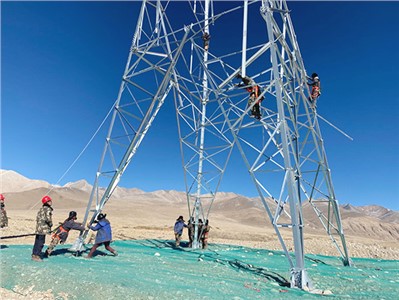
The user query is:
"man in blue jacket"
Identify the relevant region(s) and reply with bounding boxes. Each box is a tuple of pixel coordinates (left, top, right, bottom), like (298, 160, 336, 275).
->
(174, 215, 187, 247)
(86, 213, 118, 258)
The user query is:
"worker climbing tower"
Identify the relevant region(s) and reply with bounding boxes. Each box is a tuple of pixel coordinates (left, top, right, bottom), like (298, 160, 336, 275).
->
(72, 0, 351, 290)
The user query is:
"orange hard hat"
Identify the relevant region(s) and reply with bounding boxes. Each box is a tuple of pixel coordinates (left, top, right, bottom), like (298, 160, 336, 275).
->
(0, 194, 4, 200)
(41, 195, 52, 204)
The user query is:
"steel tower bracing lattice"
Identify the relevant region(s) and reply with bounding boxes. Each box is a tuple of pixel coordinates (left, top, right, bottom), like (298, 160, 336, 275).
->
(71, 0, 351, 290)
(71, 0, 193, 250)
(215, 0, 352, 289)
(174, 0, 236, 249)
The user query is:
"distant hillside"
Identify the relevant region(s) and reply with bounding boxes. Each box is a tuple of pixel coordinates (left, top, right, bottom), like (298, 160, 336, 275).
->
(1, 169, 398, 229)
(341, 203, 399, 223)
(0, 169, 51, 193)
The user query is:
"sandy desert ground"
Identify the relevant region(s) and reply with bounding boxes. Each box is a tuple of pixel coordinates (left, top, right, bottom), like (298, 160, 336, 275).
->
(1, 204, 398, 260)
(1, 206, 399, 299)
(1, 170, 398, 299)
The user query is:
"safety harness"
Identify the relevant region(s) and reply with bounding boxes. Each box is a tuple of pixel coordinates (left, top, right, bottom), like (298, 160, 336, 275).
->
(248, 86, 264, 102)
(51, 225, 69, 240)
(311, 86, 321, 99)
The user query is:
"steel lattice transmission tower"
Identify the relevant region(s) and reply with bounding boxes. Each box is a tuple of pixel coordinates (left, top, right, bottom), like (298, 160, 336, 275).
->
(71, 0, 351, 289)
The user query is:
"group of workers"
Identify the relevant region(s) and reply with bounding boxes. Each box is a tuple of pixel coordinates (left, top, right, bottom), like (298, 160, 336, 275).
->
(12, 195, 118, 262)
(235, 72, 321, 119)
(2, 193, 213, 262)
(199, 30, 321, 116)
(174, 215, 210, 249)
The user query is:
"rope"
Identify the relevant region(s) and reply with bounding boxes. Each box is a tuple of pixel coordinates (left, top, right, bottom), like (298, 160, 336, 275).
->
(0, 222, 67, 240)
(0, 233, 36, 240)
(317, 113, 354, 141)
(28, 100, 117, 211)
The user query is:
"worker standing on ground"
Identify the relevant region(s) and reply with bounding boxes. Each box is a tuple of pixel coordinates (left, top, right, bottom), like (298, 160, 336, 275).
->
(197, 219, 204, 247)
(307, 72, 321, 104)
(86, 213, 118, 258)
(236, 73, 264, 119)
(201, 219, 211, 249)
(187, 217, 194, 247)
(174, 215, 187, 247)
(0, 194, 8, 228)
(31, 195, 53, 262)
(44, 211, 85, 257)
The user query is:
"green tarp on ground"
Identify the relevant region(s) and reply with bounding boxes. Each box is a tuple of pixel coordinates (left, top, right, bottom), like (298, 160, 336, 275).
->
(1, 240, 398, 299)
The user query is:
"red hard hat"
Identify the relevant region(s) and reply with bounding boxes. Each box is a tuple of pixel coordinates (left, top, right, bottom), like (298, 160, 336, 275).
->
(0, 194, 4, 200)
(41, 195, 52, 204)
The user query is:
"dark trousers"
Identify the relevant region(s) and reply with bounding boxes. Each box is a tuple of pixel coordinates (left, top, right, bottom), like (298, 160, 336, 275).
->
(252, 103, 261, 117)
(87, 241, 115, 258)
(32, 234, 46, 257)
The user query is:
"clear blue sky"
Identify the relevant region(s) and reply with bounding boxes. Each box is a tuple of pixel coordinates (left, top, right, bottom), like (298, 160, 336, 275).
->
(1, 1, 398, 210)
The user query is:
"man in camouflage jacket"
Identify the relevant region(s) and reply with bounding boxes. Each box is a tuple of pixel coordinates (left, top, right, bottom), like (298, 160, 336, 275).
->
(32, 195, 53, 262)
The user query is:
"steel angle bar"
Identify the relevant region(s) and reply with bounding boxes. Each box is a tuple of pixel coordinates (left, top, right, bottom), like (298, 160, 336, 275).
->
(218, 41, 272, 90)
(278, 179, 290, 207)
(126, 39, 162, 75)
(273, 196, 291, 224)
(206, 44, 264, 66)
(115, 109, 141, 133)
(309, 203, 341, 237)
(263, 2, 311, 289)
(251, 125, 282, 168)
(125, 62, 167, 80)
(175, 79, 204, 103)
(297, 150, 320, 171)
(123, 78, 155, 98)
(301, 178, 330, 202)
(256, 188, 295, 268)
(136, 50, 169, 58)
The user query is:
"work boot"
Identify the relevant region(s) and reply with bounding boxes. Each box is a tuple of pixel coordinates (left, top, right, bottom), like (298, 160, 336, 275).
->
(31, 255, 43, 262)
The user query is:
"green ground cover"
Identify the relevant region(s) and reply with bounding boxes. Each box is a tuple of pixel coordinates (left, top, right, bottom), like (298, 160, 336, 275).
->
(1, 240, 398, 299)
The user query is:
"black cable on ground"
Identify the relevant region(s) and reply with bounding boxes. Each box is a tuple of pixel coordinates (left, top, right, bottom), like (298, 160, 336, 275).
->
(0, 233, 36, 240)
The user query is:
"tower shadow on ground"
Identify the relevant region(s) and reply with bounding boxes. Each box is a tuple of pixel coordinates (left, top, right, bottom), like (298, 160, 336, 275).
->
(139, 239, 290, 287)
